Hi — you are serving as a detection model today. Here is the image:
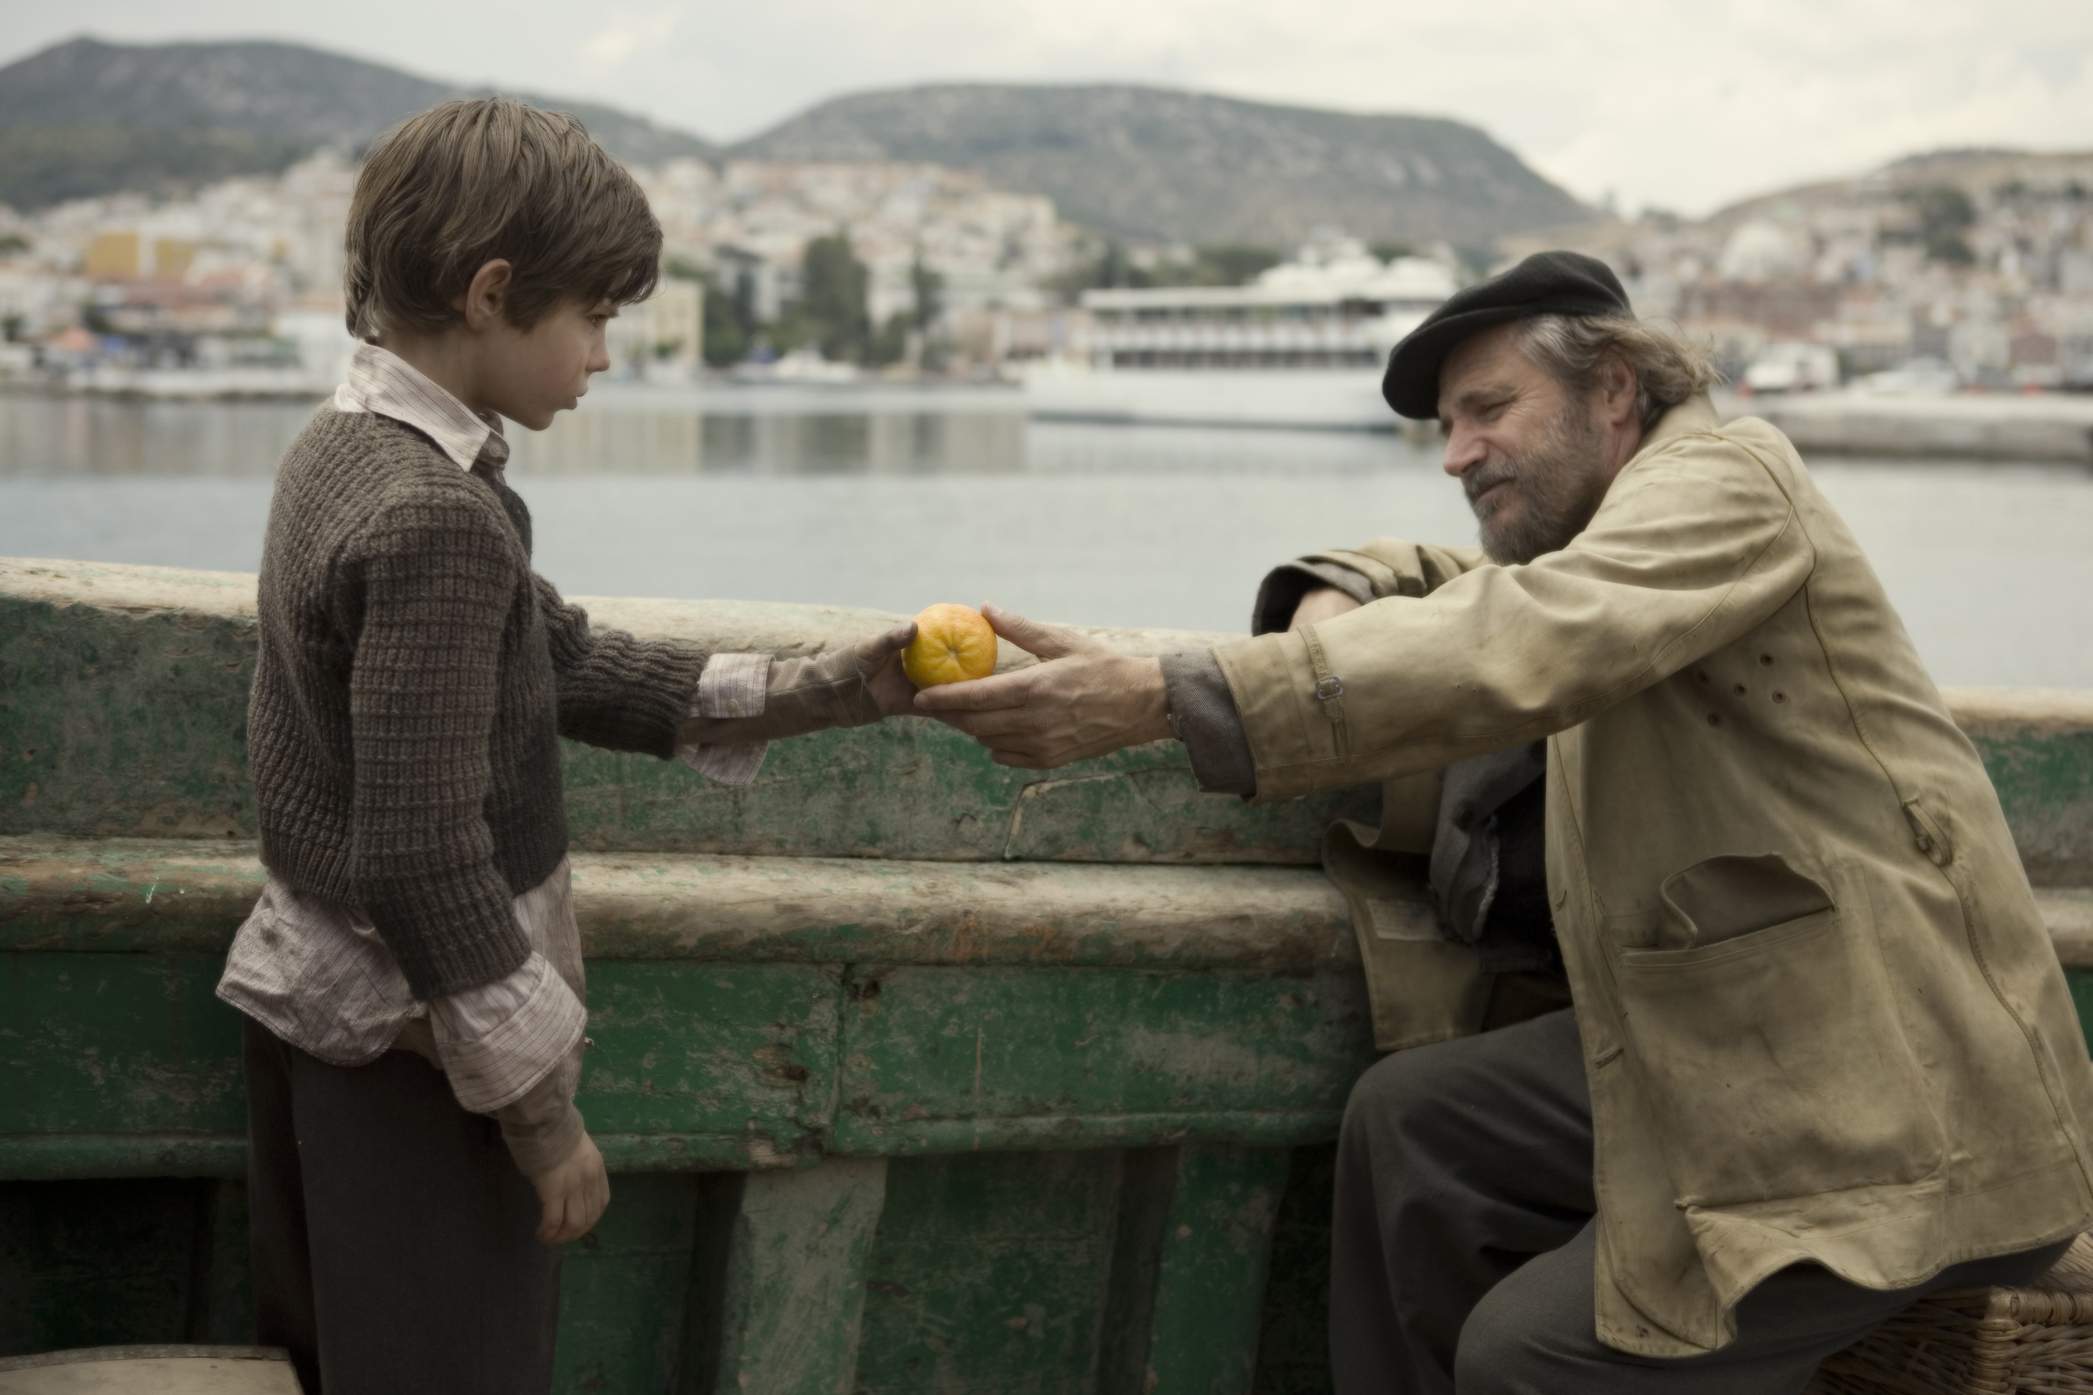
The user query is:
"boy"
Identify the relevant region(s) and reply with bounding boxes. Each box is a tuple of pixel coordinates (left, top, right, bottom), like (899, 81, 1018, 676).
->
(215, 98, 914, 1394)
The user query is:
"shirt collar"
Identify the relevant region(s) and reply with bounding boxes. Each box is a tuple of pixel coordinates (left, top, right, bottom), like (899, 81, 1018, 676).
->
(333, 341, 509, 471)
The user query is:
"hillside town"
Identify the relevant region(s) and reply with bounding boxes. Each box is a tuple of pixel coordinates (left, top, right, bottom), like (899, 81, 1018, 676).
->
(1, 138, 2090, 397)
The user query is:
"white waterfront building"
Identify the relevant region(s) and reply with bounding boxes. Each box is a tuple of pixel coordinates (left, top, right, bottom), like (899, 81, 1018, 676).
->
(1024, 234, 1459, 430)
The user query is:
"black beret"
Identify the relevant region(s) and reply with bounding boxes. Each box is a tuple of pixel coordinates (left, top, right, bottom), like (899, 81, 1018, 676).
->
(1381, 250, 1632, 419)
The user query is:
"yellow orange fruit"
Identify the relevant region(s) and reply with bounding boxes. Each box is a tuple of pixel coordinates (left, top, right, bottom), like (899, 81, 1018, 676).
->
(903, 604, 998, 688)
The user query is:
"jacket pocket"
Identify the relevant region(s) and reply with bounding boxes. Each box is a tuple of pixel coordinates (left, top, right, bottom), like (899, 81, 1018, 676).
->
(1614, 858, 1944, 1208)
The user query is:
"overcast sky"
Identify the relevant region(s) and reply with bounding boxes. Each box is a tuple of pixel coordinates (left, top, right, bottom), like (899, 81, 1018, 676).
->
(5, 0, 2090, 217)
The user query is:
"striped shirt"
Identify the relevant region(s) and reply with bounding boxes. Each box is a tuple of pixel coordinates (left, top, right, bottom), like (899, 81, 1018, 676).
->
(218, 342, 770, 1175)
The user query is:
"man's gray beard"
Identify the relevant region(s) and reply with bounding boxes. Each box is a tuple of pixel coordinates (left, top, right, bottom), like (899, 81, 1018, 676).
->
(1471, 399, 1609, 565)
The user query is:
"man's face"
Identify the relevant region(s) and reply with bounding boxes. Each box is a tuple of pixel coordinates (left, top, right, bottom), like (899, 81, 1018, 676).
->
(1434, 323, 1612, 564)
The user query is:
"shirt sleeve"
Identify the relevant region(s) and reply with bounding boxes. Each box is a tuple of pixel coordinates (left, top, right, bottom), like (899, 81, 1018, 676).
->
(1250, 559, 1382, 636)
(675, 651, 772, 786)
(426, 952, 588, 1116)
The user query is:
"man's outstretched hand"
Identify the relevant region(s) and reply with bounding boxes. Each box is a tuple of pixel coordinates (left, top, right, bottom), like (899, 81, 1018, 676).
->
(913, 605, 1172, 769)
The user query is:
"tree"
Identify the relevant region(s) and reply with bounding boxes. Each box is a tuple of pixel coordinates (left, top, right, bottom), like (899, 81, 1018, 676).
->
(1193, 244, 1282, 284)
(698, 273, 751, 368)
(799, 232, 871, 363)
(909, 254, 944, 332)
(1903, 185, 1977, 266)
(867, 312, 912, 368)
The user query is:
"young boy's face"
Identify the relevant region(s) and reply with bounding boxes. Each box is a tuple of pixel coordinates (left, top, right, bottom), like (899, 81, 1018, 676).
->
(481, 297, 616, 431)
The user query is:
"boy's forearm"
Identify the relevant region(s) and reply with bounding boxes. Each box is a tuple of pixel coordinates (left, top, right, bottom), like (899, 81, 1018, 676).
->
(533, 573, 708, 757)
(497, 1048, 587, 1178)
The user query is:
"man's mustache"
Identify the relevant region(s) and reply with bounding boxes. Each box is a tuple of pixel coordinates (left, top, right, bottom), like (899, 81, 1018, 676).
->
(1464, 462, 1517, 508)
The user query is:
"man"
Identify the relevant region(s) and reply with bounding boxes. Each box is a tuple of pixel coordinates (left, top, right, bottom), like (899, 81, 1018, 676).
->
(917, 251, 2093, 1392)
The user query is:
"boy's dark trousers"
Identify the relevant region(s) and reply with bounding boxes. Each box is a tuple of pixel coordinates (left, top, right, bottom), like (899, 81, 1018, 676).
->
(1329, 1007, 2070, 1394)
(242, 1018, 562, 1395)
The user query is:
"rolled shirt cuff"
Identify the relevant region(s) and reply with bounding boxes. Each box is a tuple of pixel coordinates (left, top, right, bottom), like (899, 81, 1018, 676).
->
(677, 651, 771, 786)
(1161, 649, 1258, 797)
(1251, 559, 1381, 636)
(427, 951, 588, 1114)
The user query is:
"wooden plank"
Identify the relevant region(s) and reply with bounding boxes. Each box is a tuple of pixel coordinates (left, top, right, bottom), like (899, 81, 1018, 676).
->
(831, 966, 1377, 1157)
(0, 560, 1366, 865)
(1142, 1147, 1289, 1395)
(552, 1174, 701, 1395)
(0, 955, 846, 1177)
(1252, 1143, 1338, 1395)
(2070, 969, 2093, 1058)
(0, 1347, 299, 1395)
(682, 1159, 888, 1395)
(187, 1181, 253, 1346)
(1097, 1147, 1290, 1395)
(0, 955, 245, 1139)
(853, 1151, 1120, 1395)
(0, 837, 1362, 971)
(576, 961, 842, 1165)
(0, 1182, 214, 1356)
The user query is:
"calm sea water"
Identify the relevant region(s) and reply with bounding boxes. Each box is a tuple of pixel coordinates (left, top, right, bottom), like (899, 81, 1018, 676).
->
(4, 383, 2090, 688)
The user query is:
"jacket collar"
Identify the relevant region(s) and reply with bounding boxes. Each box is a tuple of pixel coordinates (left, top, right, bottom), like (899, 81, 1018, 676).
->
(1634, 393, 1720, 461)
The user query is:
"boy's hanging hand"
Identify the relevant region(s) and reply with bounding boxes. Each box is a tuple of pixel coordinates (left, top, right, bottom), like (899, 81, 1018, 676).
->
(531, 1130, 611, 1244)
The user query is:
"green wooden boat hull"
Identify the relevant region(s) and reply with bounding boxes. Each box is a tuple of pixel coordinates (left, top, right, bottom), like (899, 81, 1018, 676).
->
(4, 558, 2090, 1393)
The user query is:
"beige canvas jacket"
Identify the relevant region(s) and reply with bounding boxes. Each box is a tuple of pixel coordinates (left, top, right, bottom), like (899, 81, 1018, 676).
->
(1212, 395, 2093, 1356)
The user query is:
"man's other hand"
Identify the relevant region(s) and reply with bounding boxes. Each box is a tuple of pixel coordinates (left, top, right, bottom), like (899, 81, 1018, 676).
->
(1291, 585, 1363, 630)
(913, 605, 1171, 769)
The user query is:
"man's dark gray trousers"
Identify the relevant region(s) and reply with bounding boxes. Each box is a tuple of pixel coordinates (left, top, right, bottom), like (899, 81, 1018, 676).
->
(1329, 1007, 2067, 1393)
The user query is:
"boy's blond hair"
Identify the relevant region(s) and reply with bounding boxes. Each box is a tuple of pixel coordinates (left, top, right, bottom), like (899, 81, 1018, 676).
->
(344, 98, 661, 338)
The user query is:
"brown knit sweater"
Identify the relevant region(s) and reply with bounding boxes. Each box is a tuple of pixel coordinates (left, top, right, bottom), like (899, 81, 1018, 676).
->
(248, 407, 705, 998)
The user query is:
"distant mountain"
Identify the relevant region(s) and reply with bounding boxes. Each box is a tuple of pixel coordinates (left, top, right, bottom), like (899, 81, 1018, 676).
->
(733, 83, 1591, 247)
(0, 36, 715, 208)
(0, 37, 1593, 249)
(1703, 146, 2093, 229)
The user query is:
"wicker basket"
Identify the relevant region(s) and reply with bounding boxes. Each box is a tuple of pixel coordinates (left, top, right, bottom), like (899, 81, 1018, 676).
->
(1808, 1234, 2093, 1394)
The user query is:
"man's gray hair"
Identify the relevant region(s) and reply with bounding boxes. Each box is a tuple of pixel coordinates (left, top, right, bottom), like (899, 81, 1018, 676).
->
(1514, 314, 1722, 434)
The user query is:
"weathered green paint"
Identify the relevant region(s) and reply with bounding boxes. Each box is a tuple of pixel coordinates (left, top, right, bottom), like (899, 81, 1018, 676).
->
(0, 838, 1363, 971)
(1146, 1148, 1290, 1394)
(832, 966, 1377, 1156)
(0, 559, 1369, 865)
(854, 1151, 1121, 1395)
(684, 1159, 887, 1395)
(1097, 1146, 1290, 1395)
(1968, 716, 2093, 885)
(2069, 969, 2093, 1057)
(577, 961, 842, 1164)
(553, 1173, 702, 1395)
(0, 953, 245, 1138)
(7, 558, 2093, 1395)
